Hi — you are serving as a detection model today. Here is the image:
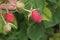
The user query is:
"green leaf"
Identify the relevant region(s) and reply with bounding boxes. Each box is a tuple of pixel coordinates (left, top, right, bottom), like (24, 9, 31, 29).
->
(53, 6, 60, 23)
(5, 30, 28, 40)
(49, 33, 60, 40)
(42, 7, 57, 28)
(42, 2, 58, 28)
(52, 32, 60, 40)
(49, 37, 54, 40)
(27, 23, 47, 40)
(11, 12, 18, 29)
(48, 0, 57, 3)
(12, 18, 17, 29)
(45, 28, 54, 36)
(42, 7, 52, 21)
(42, 7, 56, 28)
(57, 0, 60, 6)
(43, 21, 56, 28)
(0, 17, 4, 33)
(18, 30, 28, 40)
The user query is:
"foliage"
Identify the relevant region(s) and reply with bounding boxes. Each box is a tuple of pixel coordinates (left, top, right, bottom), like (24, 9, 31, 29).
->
(0, 0, 60, 40)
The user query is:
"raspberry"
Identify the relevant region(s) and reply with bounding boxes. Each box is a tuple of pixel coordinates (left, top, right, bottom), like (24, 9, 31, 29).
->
(0, 4, 6, 9)
(7, 5, 16, 10)
(0, 3, 16, 10)
(5, 12, 14, 23)
(30, 9, 42, 23)
(4, 23, 11, 32)
(15, 1, 25, 9)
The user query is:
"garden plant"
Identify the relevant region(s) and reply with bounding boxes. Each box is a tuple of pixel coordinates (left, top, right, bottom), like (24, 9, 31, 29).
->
(0, 0, 60, 40)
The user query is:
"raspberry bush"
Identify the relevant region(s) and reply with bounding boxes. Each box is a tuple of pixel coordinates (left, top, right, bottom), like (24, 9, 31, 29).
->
(0, 0, 60, 40)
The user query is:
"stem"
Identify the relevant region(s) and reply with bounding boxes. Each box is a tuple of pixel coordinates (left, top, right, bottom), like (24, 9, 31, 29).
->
(16, 9, 20, 13)
(9, 23, 17, 29)
(0, 9, 6, 24)
(5, 5, 9, 13)
(6, 8, 9, 13)
(1, 14, 6, 24)
(5, 7, 9, 13)
(23, 8, 31, 13)
(11, 23, 16, 27)
(13, 4, 31, 13)
(30, 5, 33, 11)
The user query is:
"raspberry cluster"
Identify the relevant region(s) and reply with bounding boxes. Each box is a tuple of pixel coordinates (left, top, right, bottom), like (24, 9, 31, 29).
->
(0, 0, 42, 32)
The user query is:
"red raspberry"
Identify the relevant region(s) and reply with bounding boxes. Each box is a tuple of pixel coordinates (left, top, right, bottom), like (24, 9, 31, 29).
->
(5, 12, 14, 23)
(30, 9, 42, 23)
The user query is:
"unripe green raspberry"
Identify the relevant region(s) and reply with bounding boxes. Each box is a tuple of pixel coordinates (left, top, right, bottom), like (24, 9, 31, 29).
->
(15, 1, 25, 9)
(4, 23, 11, 32)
